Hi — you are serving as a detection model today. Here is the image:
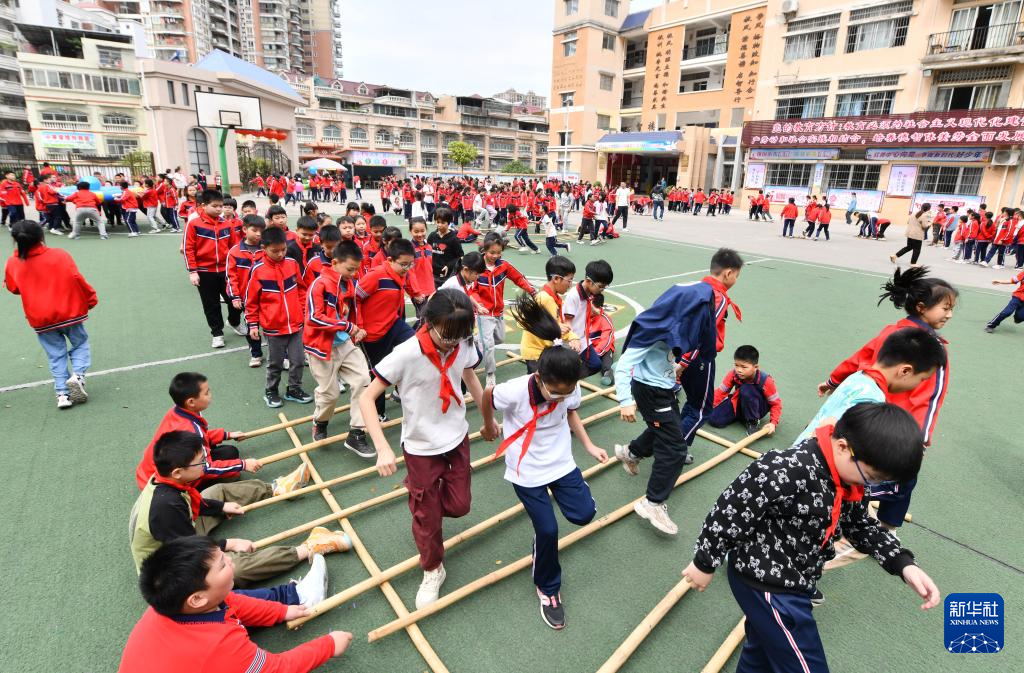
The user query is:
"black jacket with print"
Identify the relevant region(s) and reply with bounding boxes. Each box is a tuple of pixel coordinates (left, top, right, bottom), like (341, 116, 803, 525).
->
(692, 435, 917, 595)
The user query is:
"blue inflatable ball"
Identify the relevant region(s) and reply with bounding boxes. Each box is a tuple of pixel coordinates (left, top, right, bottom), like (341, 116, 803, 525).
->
(308, 167, 318, 175)
(101, 185, 123, 202)
(58, 186, 77, 197)
(85, 176, 102, 190)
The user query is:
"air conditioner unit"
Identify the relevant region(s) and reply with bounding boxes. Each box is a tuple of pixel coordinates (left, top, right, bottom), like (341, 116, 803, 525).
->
(781, 0, 799, 15)
(991, 149, 1020, 165)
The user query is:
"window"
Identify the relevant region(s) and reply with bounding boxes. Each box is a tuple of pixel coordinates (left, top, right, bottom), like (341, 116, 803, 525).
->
(914, 166, 984, 194)
(97, 48, 123, 68)
(823, 164, 881, 190)
(599, 73, 614, 91)
(787, 13, 841, 32)
(491, 138, 514, 152)
(775, 96, 827, 119)
(41, 110, 89, 124)
(560, 91, 575, 107)
(421, 133, 438, 148)
(766, 163, 814, 187)
(322, 124, 341, 139)
(605, 0, 619, 16)
(167, 80, 176, 104)
(679, 71, 712, 93)
(399, 130, 414, 145)
(181, 82, 190, 107)
(375, 128, 392, 144)
(562, 31, 578, 57)
(597, 114, 612, 130)
(558, 131, 572, 145)
(934, 83, 1002, 110)
(838, 74, 900, 90)
(784, 29, 837, 60)
(845, 16, 909, 52)
(106, 136, 139, 157)
(102, 113, 136, 128)
(777, 80, 831, 96)
(187, 128, 210, 173)
(849, 0, 914, 22)
(518, 143, 533, 154)
(564, 0, 578, 15)
(295, 123, 314, 140)
(349, 126, 367, 140)
(603, 33, 616, 50)
(835, 90, 895, 116)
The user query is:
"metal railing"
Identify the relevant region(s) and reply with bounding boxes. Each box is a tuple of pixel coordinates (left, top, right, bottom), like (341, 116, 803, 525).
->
(927, 21, 1024, 54)
(42, 120, 91, 131)
(624, 52, 646, 69)
(620, 96, 644, 108)
(682, 35, 728, 60)
(103, 122, 137, 132)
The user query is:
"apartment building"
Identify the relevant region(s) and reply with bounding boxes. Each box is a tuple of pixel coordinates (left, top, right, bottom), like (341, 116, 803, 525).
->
(741, 0, 1024, 220)
(549, 0, 766, 189)
(493, 87, 548, 109)
(285, 74, 550, 180)
(0, 0, 32, 158)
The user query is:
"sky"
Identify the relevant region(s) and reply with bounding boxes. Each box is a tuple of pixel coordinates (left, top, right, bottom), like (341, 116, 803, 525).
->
(339, 0, 664, 100)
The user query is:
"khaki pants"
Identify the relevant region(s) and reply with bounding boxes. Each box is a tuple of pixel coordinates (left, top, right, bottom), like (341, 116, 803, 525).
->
(308, 338, 370, 426)
(197, 479, 300, 587)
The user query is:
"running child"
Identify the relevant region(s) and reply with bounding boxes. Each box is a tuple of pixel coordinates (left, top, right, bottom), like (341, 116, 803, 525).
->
(360, 289, 494, 609)
(227, 214, 266, 367)
(481, 295, 607, 629)
(439, 250, 486, 310)
(508, 204, 540, 254)
(708, 345, 782, 436)
(185, 189, 244, 349)
(985, 268, 1024, 332)
(428, 207, 464, 287)
(562, 259, 613, 376)
(543, 206, 570, 256)
(520, 256, 581, 373)
(66, 181, 106, 240)
(780, 197, 798, 238)
(117, 181, 141, 237)
(475, 232, 536, 387)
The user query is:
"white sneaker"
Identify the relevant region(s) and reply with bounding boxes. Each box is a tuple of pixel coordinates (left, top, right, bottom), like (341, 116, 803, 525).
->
(48, 229, 64, 236)
(128, 232, 140, 237)
(294, 554, 328, 608)
(993, 264, 1004, 270)
(614, 444, 640, 476)
(248, 356, 263, 368)
(633, 497, 678, 535)
(149, 227, 161, 234)
(485, 373, 496, 388)
(980, 261, 989, 267)
(211, 335, 225, 348)
(231, 323, 247, 337)
(531, 249, 541, 254)
(56, 394, 73, 409)
(589, 240, 598, 246)
(66, 374, 88, 404)
(283, 358, 290, 370)
(415, 564, 446, 609)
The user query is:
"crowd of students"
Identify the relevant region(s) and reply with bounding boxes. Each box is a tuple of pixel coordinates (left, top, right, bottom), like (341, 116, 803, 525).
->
(4, 166, 1023, 672)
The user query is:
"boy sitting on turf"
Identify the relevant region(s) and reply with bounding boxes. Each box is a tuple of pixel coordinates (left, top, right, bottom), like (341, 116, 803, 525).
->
(130, 431, 351, 586)
(119, 536, 353, 673)
(683, 403, 940, 672)
(708, 345, 782, 436)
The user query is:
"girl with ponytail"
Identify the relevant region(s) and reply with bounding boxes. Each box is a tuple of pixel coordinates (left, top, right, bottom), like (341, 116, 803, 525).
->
(815, 265, 957, 528)
(480, 292, 607, 629)
(4, 220, 98, 409)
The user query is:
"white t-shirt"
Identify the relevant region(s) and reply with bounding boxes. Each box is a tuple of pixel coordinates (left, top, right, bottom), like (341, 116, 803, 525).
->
(615, 187, 631, 205)
(543, 215, 557, 237)
(492, 374, 582, 488)
(373, 336, 481, 455)
(440, 273, 472, 295)
(423, 183, 435, 203)
(561, 284, 590, 341)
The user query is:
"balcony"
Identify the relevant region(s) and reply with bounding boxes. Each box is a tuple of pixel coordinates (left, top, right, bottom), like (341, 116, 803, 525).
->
(0, 53, 18, 70)
(0, 104, 27, 119)
(0, 4, 16, 20)
(103, 122, 137, 133)
(376, 94, 412, 105)
(682, 35, 728, 61)
(624, 52, 646, 70)
(0, 129, 32, 143)
(620, 96, 644, 109)
(399, 141, 415, 150)
(349, 137, 369, 147)
(0, 79, 22, 95)
(924, 22, 1024, 64)
(490, 146, 514, 155)
(42, 120, 90, 131)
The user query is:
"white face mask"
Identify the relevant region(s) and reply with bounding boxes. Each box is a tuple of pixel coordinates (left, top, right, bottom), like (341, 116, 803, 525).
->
(540, 379, 571, 400)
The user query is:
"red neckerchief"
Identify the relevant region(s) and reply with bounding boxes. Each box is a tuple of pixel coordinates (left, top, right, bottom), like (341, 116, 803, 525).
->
(153, 475, 203, 521)
(415, 326, 462, 413)
(815, 424, 865, 548)
(494, 374, 561, 474)
(576, 283, 593, 338)
(702, 275, 742, 322)
(859, 368, 890, 399)
(542, 284, 564, 321)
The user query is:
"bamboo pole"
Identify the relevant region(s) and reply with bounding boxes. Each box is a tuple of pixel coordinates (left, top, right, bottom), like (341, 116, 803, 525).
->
(253, 397, 620, 549)
(287, 447, 622, 629)
(594, 577, 694, 673)
(366, 425, 772, 643)
(243, 353, 525, 438)
(280, 415, 451, 673)
(700, 618, 746, 673)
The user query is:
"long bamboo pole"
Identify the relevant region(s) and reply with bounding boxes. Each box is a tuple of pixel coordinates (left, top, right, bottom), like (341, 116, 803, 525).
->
(280, 415, 450, 673)
(700, 618, 746, 673)
(366, 425, 772, 643)
(253, 403, 620, 549)
(594, 577, 694, 673)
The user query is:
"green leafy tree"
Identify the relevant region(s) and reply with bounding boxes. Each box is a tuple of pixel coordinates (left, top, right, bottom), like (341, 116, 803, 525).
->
(501, 160, 534, 175)
(447, 140, 477, 172)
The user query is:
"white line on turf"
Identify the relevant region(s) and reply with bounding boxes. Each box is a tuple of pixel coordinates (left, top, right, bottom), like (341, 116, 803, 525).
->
(611, 258, 771, 288)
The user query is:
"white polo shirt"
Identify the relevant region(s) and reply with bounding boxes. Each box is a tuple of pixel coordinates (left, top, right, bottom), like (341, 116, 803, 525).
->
(562, 284, 591, 342)
(492, 374, 582, 488)
(440, 273, 473, 295)
(373, 336, 481, 456)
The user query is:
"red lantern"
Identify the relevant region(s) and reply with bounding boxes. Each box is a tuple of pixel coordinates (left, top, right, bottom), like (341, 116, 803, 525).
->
(276, 131, 287, 141)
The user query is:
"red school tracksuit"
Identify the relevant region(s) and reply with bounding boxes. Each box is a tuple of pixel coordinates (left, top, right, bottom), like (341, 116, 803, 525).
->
(0, 177, 29, 224)
(709, 368, 783, 430)
(245, 255, 307, 394)
(473, 257, 535, 375)
(824, 316, 949, 526)
(408, 240, 436, 317)
(118, 188, 141, 234)
(185, 210, 242, 338)
(973, 217, 996, 263)
(226, 240, 264, 358)
(134, 405, 243, 490)
(117, 592, 334, 673)
(356, 262, 416, 416)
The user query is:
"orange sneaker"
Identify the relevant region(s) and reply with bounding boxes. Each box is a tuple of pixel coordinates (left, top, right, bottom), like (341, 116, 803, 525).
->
(303, 526, 352, 555)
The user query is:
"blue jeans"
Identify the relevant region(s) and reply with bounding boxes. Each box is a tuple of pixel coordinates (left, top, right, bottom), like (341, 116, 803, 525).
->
(782, 219, 795, 237)
(988, 296, 1024, 329)
(37, 323, 91, 395)
(233, 582, 300, 605)
(512, 467, 596, 596)
(944, 228, 954, 247)
(652, 201, 664, 219)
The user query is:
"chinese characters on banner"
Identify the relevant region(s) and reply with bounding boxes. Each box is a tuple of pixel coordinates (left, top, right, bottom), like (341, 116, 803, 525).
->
(743, 109, 1024, 147)
(910, 192, 987, 214)
(647, 29, 678, 127)
(744, 162, 766, 188)
(887, 165, 918, 196)
(731, 11, 762, 106)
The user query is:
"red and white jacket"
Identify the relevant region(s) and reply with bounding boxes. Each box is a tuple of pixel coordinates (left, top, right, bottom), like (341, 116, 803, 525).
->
(134, 406, 241, 490)
(713, 369, 783, 425)
(184, 210, 235, 273)
(473, 258, 534, 317)
(355, 263, 412, 341)
(303, 266, 359, 360)
(244, 256, 305, 335)
(4, 244, 97, 333)
(225, 241, 262, 300)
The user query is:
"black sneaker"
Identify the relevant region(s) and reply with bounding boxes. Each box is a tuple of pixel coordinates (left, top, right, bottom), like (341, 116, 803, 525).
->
(538, 589, 565, 630)
(344, 429, 375, 458)
(378, 412, 388, 423)
(264, 389, 283, 408)
(810, 588, 825, 607)
(284, 386, 313, 404)
(745, 421, 759, 436)
(312, 421, 329, 442)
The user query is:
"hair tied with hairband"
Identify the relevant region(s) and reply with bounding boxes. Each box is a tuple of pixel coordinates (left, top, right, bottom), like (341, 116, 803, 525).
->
(552, 338, 564, 347)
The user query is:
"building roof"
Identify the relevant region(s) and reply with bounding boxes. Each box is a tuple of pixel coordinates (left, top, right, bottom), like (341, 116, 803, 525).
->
(620, 10, 651, 32)
(194, 50, 300, 99)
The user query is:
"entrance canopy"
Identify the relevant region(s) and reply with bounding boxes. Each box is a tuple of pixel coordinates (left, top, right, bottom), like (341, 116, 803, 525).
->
(596, 131, 681, 155)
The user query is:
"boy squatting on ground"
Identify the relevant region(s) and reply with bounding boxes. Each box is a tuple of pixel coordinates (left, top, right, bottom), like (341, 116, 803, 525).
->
(708, 345, 782, 436)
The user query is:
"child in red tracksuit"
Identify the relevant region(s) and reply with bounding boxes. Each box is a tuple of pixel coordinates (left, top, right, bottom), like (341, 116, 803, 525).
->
(227, 214, 266, 367)
(359, 215, 387, 278)
(134, 371, 260, 490)
(0, 170, 29, 226)
(708, 345, 782, 436)
(244, 226, 312, 408)
(66, 181, 106, 239)
(780, 198, 799, 237)
(4, 220, 96, 408)
(816, 267, 956, 527)
(475, 231, 536, 387)
(117, 182, 141, 236)
(802, 198, 819, 238)
(579, 195, 597, 243)
(973, 212, 995, 264)
(408, 218, 436, 319)
(185, 189, 243, 349)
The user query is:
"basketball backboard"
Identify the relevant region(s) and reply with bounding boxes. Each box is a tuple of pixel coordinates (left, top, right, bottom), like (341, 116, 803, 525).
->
(195, 92, 263, 130)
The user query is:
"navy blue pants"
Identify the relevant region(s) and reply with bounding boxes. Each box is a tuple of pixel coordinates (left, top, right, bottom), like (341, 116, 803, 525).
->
(363, 318, 415, 416)
(988, 296, 1024, 329)
(728, 564, 830, 673)
(233, 582, 300, 605)
(512, 467, 596, 597)
(678, 359, 716, 447)
(869, 477, 917, 527)
(708, 385, 769, 428)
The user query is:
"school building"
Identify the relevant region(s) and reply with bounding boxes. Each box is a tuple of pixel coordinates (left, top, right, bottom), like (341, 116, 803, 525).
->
(739, 0, 1024, 222)
(548, 0, 768, 190)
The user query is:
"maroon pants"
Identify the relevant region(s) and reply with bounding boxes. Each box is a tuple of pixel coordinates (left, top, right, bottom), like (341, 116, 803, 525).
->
(403, 435, 472, 570)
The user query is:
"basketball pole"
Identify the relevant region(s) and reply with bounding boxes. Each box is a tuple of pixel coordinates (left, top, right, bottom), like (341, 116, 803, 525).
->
(217, 128, 230, 194)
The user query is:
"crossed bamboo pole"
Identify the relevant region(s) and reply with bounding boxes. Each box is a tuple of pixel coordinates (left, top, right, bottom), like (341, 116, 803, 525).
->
(365, 425, 772, 643)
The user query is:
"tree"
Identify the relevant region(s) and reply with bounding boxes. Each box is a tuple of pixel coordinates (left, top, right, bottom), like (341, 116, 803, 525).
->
(447, 140, 477, 172)
(501, 160, 534, 175)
